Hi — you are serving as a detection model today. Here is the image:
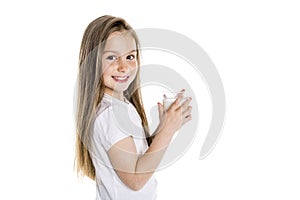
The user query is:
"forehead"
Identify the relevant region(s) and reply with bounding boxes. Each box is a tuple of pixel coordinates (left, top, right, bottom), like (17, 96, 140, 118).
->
(104, 31, 136, 54)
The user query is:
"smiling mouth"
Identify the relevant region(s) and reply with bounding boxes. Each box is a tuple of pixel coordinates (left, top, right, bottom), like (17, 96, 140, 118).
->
(112, 76, 130, 83)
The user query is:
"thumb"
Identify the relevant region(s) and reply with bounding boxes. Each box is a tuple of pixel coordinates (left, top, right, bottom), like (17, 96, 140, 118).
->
(157, 102, 164, 119)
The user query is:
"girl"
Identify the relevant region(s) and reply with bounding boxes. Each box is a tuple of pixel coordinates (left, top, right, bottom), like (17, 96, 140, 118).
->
(75, 15, 192, 200)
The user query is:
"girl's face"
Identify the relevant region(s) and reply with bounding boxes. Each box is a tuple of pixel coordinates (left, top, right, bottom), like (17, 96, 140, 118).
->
(102, 31, 138, 97)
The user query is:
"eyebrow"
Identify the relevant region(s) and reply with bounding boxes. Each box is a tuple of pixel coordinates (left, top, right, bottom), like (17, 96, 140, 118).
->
(103, 49, 137, 54)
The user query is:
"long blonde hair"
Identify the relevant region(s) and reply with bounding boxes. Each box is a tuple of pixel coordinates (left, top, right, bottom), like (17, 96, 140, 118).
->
(75, 15, 152, 180)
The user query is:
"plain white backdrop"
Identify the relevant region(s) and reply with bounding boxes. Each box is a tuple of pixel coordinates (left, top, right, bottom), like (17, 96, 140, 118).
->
(0, 0, 299, 199)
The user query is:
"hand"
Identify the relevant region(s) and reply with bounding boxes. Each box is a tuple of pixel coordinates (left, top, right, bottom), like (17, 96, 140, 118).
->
(156, 90, 192, 136)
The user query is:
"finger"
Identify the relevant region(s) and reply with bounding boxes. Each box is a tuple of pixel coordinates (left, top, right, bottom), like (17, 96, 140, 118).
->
(170, 94, 183, 111)
(180, 97, 192, 111)
(182, 114, 192, 125)
(157, 102, 164, 119)
(182, 106, 192, 117)
(176, 89, 185, 97)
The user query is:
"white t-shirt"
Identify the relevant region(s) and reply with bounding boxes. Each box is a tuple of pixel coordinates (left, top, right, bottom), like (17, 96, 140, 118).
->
(90, 93, 157, 200)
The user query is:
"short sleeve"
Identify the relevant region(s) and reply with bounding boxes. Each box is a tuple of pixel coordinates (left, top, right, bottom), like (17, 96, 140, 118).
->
(94, 106, 132, 151)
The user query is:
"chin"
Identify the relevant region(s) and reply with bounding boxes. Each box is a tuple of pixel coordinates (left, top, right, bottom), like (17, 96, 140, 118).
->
(111, 85, 130, 93)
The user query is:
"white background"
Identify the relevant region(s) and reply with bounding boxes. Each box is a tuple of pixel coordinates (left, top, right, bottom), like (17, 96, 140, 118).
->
(0, 0, 299, 199)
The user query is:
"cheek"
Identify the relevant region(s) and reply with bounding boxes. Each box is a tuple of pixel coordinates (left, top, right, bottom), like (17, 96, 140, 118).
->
(130, 63, 138, 76)
(130, 61, 138, 71)
(102, 66, 113, 85)
(102, 61, 110, 74)
(102, 61, 114, 76)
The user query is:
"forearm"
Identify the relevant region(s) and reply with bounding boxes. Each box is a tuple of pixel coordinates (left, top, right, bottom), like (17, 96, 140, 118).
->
(131, 129, 173, 189)
(136, 129, 172, 173)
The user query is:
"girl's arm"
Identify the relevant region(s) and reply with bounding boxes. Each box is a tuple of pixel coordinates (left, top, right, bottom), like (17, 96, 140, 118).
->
(108, 94, 192, 191)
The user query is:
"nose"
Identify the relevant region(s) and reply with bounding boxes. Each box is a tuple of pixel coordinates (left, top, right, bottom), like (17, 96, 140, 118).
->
(116, 58, 129, 73)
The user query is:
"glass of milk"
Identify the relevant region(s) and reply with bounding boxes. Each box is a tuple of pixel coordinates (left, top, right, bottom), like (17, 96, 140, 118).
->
(163, 91, 187, 111)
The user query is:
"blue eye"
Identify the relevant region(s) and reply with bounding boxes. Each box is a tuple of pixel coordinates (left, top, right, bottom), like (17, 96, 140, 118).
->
(106, 55, 117, 60)
(126, 55, 135, 60)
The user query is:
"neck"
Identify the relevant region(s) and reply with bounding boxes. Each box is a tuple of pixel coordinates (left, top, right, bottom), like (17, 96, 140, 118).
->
(104, 87, 124, 101)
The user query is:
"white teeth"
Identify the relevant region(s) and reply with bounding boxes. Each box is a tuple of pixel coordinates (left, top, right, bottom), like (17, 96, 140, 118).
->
(113, 76, 128, 81)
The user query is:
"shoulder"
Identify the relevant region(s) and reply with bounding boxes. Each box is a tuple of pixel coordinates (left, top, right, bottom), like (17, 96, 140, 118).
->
(94, 94, 144, 135)
(94, 95, 126, 130)
(95, 96, 125, 119)
(93, 96, 134, 150)
(95, 97, 114, 126)
(96, 99, 112, 117)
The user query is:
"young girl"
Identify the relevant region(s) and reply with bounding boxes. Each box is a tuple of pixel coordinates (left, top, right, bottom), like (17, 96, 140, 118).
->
(75, 15, 192, 200)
